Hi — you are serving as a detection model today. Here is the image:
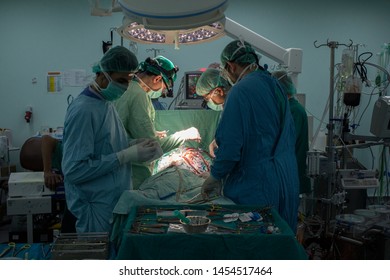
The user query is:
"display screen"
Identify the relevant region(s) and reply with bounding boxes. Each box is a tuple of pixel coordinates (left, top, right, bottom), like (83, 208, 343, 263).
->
(185, 71, 203, 100)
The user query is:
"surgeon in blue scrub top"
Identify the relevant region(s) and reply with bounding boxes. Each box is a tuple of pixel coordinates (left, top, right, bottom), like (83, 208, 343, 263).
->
(62, 46, 162, 233)
(201, 40, 300, 232)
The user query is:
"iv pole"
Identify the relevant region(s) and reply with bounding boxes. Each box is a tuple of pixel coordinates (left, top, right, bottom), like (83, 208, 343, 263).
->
(314, 39, 353, 233)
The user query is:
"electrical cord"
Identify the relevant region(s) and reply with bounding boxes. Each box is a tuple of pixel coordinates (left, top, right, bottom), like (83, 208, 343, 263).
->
(353, 52, 373, 86)
(168, 76, 185, 110)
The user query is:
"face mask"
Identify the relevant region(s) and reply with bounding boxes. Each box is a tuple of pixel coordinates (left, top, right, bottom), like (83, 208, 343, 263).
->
(137, 77, 163, 99)
(96, 68, 128, 101)
(207, 100, 224, 111)
(101, 81, 127, 101)
(148, 81, 164, 99)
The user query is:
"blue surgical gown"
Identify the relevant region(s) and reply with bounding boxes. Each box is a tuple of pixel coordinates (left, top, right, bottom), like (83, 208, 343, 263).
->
(62, 87, 131, 233)
(211, 70, 300, 231)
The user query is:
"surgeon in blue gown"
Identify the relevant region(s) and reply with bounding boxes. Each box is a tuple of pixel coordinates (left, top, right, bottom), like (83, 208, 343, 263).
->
(62, 46, 162, 233)
(201, 40, 300, 232)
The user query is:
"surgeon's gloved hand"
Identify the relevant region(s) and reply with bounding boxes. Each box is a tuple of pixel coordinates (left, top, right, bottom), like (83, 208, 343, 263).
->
(117, 138, 163, 164)
(201, 175, 222, 201)
(173, 127, 201, 142)
(155, 130, 168, 139)
(208, 139, 218, 158)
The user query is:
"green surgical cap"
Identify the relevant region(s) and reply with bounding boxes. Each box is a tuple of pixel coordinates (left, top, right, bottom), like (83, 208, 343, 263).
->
(196, 68, 230, 96)
(138, 55, 178, 89)
(220, 40, 258, 67)
(92, 46, 138, 73)
(272, 70, 297, 95)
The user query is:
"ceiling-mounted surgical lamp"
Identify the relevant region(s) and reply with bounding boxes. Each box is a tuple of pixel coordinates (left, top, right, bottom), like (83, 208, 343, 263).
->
(116, 0, 228, 49)
(90, 0, 302, 78)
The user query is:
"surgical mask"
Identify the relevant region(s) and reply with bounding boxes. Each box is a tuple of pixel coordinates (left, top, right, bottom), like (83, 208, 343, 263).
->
(207, 100, 224, 111)
(95, 68, 128, 101)
(137, 76, 163, 99)
(148, 86, 163, 99)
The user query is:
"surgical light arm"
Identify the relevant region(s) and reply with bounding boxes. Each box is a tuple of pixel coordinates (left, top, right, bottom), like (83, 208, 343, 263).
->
(224, 17, 303, 85)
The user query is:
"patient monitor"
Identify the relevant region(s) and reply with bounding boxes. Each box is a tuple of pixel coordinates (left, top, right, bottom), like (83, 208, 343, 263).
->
(175, 71, 205, 110)
(370, 96, 390, 138)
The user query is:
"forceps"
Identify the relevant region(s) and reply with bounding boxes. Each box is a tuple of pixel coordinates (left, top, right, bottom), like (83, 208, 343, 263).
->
(13, 244, 31, 257)
(0, 242, 16, 258)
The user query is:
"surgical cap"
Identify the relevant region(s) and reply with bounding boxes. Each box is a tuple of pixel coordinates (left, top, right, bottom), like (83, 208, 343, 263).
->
(221, 40, 258, 67)
(272, 70, 297, 95)
(138, 55, 178, 89)
(196, 68, 230, 96)
(92, 46, 138, 73)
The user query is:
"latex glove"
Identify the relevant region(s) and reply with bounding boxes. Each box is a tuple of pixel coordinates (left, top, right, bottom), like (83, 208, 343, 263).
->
(155, 130, 168, 139)
(117, 138, 163, 164)
(208, 139, 218, 158)
(44, 171, 63, 191)
(201, 175, 222, 201)
(173, 127, 201, 142)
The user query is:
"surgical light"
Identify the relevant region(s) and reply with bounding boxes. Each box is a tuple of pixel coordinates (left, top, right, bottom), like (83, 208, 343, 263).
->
(116, 0, 228, 48)
(90, 0, 303, 77)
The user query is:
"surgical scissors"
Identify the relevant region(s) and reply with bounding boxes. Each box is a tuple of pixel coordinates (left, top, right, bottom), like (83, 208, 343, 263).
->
(0, 242, 16, 258)
(13, 244, 31, 257)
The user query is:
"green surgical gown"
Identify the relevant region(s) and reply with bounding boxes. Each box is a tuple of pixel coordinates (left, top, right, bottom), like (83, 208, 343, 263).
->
(115, 80, 184, 189)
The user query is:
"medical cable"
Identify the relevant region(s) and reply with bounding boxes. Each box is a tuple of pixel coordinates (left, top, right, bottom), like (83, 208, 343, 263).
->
(168, 76, 185, 110)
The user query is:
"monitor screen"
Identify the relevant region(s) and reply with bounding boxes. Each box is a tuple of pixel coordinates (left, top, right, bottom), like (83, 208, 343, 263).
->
(184, 71, 204, 100)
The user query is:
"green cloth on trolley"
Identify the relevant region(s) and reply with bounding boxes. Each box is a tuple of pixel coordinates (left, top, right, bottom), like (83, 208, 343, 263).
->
(114, 205, 308, 260)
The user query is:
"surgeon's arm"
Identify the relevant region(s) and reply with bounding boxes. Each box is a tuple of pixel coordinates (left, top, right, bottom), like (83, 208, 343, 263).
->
(208, 139, 218, 158)
(41, 135, 63, 190)
(201, 174, 222, 200)
(209, 89, 244, 179)
(117, 138, 163, 164)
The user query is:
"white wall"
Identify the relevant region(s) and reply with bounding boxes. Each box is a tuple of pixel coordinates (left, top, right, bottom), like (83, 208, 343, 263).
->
(1, 0, 389, 170)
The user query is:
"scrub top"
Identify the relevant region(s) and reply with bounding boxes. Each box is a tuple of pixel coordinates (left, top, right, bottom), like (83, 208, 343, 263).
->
(62, 86, 131, 233)
(115, 80, 184, 189)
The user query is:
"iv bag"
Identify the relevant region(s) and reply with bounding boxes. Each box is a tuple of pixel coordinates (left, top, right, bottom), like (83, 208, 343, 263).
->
(341, 48, 354, 79)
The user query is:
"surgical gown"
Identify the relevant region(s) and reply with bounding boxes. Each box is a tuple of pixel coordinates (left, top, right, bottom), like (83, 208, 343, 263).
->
(211, 70, 300, 231)
(289, 98, 311, 194)
(114, 80, 184, 189)
(62, 87, 131, 233)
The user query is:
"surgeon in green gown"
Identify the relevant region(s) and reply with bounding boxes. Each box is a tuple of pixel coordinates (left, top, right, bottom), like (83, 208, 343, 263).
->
(115, 56, 202, 189)
(272, 70, 311, 194)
